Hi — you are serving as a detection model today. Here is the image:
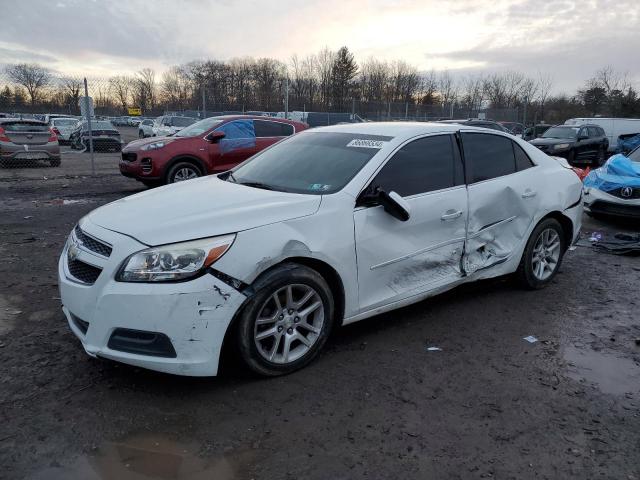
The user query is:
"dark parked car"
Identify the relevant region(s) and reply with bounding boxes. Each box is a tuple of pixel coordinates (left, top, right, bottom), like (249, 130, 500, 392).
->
(523, 124, 552, 141)
(0, 118, 60, 167)
(529, 124, 609, 166)
(499, 121, 525, 135)
(70, 120, 122, 152)
(438, 119, 510, 133)
(120, 115, 308, 186)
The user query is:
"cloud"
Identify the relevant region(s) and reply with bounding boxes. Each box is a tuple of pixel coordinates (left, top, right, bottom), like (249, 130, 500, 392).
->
(0, 0, 637, 93)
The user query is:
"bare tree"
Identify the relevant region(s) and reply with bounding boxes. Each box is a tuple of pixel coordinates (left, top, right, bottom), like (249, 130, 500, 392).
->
(161, 66, 192, 110)
(109, 75, 133, 113)
(460, 75, 485, 116)
(135, 68, 156, 111)
(535, 72, 553, 122)
(5, 63, 52, 105)
(61, 77, 82, 114)
(437, 70, 457, 107)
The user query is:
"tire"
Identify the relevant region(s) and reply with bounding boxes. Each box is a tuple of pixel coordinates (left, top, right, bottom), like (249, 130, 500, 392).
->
(236, 263, 335, 376)
(567, 149, 576, 165)
(166, 161, 202, 184)
(516, 218, 566, 289)
(50, 158, 61, 167)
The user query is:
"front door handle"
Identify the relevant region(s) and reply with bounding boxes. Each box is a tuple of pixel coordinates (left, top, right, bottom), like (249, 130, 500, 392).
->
(522, 189, 537, 199)
(441, 209, 463, 221)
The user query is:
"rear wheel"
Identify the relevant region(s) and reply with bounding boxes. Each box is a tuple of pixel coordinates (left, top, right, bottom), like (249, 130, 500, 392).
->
(236, 264, 335, 376)
(516, 218, 566, 289)
(166, 161, 202, 184)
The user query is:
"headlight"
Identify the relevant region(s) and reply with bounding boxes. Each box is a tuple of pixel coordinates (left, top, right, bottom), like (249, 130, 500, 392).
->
(117, 234, 235, 282)
(554, 143, 570, 150)
(141, 141, 170, 151)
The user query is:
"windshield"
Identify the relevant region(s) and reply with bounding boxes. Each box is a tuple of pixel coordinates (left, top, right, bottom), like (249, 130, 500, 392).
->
(629, 147, 640, 162)
(53, 119, 77, 126)
(228, 132, 392, 194)
(172, 117, 196, 127)
(174, 117, 223, 137)
(542, 127, 578, 139)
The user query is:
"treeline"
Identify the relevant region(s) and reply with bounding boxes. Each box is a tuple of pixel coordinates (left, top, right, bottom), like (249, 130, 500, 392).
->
(1, 47, 639, 124)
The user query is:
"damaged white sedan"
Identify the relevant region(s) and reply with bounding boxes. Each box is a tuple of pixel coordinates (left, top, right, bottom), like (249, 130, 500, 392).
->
(59, 123, 583, 376)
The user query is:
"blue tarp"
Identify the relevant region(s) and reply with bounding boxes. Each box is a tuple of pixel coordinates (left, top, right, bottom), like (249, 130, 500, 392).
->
(584, 153, 640, 192)
(617, 133, 640, 155)
(216, 120, 256, 153)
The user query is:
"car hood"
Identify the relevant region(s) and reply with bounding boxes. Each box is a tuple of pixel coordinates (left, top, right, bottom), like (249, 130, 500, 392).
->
(530, 137, 575, 146)
(86, 176, 322, 246)
(124, 136, 177, 150)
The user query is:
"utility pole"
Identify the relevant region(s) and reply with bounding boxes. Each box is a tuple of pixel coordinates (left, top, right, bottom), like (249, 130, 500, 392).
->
(83, 78, 95, 176)
(201, 85, 206, 119)
(284, 76, 289, 119)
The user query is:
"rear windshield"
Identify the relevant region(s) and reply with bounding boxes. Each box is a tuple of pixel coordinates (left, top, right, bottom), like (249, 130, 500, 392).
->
(228, 132, 392, 194)
(53, 119, 77, 126)
(83, 121, 115, 130)
(1, 122, 48, 132)
(172, 117, 196, 127)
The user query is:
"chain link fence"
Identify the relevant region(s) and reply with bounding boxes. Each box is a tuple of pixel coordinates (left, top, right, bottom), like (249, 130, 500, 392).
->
(0, 72, 520, 176)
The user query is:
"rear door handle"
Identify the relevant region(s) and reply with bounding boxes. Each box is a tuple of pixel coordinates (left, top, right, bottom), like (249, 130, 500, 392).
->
(522, 189, 537, 199)
(441, 209, 463, 221)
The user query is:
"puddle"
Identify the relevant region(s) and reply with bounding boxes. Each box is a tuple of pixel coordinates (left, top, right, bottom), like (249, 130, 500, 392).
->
(30, 433, 253, 480)
(564, 346, 640, 396)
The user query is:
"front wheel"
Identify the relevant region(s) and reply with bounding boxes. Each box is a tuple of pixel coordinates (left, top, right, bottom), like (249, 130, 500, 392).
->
(516, 218, 566, 289)
(236, 264, 335, 376)
(166, 162, 202, 184)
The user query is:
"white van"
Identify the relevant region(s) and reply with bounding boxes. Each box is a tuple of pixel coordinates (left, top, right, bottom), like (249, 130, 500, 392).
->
(564, 118, 640, 152)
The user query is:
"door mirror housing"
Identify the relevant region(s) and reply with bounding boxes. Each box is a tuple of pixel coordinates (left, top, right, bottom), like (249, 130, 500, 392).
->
(381, 191, 411, 221)
(206, 131, 226, 143)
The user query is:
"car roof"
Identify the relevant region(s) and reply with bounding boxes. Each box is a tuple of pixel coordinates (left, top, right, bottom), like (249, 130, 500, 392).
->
(311, 121, 464, 137)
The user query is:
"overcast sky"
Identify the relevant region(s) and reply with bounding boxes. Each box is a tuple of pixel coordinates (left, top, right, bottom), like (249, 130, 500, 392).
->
(1, 0, 638, 93)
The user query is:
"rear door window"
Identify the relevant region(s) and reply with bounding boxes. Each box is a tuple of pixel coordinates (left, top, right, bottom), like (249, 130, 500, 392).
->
(588, 127, 599, 137)
(371, 134, 463, 197)
(462, 133, 517, 183)
(254, 120, 295, 137)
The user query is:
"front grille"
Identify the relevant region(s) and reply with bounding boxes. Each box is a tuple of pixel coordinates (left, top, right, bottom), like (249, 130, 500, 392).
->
(589, 200, 640, 218)
(607, 187, 640, 199)
(70, 313, 89, 335)
(68, 259, 102, 284)
(141, 157, 152, 173)
(122, 152, 137, 162)
(75, 225, 112, 257)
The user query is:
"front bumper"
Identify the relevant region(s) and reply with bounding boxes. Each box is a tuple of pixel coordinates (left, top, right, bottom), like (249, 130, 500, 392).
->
(583, 188, 640, 218)
(58, 220, 246, 376)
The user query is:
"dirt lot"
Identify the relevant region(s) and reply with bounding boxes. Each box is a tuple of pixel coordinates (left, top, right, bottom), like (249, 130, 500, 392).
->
(1, 144, 640, 479)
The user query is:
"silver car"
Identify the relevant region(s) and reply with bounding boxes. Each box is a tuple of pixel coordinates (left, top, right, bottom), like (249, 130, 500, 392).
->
(0, 119, 60, 167)
(50, 117, 78, 145)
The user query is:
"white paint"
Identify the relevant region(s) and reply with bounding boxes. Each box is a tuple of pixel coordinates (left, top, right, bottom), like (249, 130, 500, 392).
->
(59, 122, 584, 376)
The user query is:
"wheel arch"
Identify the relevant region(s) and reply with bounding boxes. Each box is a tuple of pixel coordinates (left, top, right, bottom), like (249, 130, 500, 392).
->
(538, 210, 574, 249)
(218, 256, 346, 371)
(165, 155, 206, 181)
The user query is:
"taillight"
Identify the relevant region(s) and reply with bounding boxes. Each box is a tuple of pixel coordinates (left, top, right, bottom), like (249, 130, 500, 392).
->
(0, 127, 9, 142)
(48, 128, 57, 142)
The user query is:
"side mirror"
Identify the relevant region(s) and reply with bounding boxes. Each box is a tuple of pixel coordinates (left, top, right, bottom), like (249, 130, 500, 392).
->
(206, 131, 226, 143)
(377, 190, 411, 221)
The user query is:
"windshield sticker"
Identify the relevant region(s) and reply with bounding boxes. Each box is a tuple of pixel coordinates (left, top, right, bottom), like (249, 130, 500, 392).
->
(310, 184, 331, 191)
(346, 139, 388, 149)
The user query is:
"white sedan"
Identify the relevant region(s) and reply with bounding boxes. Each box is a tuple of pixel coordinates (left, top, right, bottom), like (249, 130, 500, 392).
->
(58, 123, 583, 376)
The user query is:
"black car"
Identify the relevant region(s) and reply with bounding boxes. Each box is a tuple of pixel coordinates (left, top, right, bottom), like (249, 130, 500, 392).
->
(529, 124, 609, 167)
(437, 119, 510, 133)
(70, 120, 122, 152)
(523, 124, 552, 141)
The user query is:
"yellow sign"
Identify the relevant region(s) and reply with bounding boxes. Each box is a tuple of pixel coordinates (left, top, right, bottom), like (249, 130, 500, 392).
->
(127, 107, 142, 116)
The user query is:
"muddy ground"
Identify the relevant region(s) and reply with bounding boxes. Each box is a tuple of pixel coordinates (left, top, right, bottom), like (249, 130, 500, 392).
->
(1, 144, 639, 479)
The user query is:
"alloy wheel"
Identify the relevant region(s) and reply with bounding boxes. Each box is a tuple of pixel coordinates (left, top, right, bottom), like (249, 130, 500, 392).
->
(173, 167, 199, 182)
(531, 228, 561, 281)
(253, 284, 324, 364)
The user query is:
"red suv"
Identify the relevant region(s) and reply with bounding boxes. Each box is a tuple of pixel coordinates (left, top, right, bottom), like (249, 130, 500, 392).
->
(120, 115, 308, 186)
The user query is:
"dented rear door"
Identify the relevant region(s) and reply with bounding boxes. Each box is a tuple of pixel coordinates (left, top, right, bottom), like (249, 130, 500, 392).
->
(460, 132, 540, 274)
